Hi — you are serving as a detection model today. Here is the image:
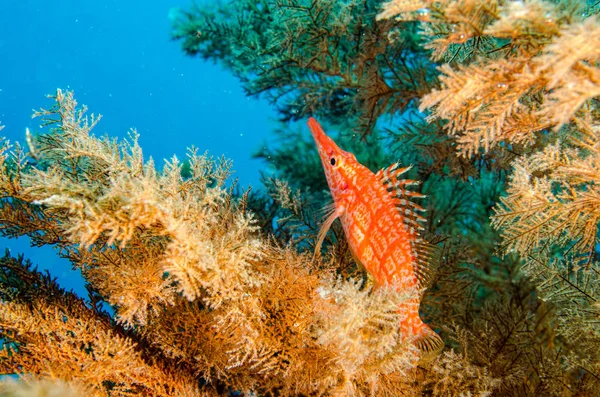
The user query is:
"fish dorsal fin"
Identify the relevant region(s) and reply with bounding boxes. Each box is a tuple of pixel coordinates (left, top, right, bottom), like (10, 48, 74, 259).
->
(377, 162, 439, 289)
(412, 240, 440, 290)
(377, 162, 426, 237)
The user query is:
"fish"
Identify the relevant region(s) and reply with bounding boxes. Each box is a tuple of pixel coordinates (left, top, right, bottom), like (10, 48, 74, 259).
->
(308, 117, 443, 354)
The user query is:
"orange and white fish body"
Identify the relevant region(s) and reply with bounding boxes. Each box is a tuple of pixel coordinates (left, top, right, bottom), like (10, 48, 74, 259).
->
(308, 117, 442, 353)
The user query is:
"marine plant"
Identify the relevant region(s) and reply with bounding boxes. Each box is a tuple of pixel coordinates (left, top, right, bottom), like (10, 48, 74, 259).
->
(0, 0, 599, 395)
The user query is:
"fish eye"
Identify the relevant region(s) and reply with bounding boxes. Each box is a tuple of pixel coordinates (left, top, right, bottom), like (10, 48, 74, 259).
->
(330, 158, 336, 166)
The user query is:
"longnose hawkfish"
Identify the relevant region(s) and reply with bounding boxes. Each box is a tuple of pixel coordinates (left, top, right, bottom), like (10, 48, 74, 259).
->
(308, 117, 443, 354)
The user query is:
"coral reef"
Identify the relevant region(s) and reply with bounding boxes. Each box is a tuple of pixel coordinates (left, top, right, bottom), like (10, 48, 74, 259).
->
(1, 0, 599, 395)
(0, 378, 86, 397)
(170, 0, 600, 395)
(0, 91, 423, 396)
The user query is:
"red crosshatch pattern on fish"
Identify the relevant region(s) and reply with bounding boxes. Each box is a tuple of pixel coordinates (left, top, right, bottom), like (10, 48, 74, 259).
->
(308, 117, 443, 354)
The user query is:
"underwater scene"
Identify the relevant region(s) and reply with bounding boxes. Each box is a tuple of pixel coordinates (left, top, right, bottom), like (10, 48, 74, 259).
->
(1, 0, 600, 395)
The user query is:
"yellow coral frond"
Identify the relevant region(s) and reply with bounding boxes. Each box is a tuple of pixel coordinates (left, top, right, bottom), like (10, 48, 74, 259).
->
(420, 60, 545, 156)
(376, 0, 430, 21)
(536, 16, 600, 89)
(492, 112, 600, 258)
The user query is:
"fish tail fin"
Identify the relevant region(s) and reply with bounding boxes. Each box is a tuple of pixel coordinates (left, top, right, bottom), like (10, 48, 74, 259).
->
(414, 322, 444, 362)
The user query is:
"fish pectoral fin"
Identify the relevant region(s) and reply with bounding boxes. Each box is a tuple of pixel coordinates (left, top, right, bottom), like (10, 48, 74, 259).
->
(314, 205, 345, 259)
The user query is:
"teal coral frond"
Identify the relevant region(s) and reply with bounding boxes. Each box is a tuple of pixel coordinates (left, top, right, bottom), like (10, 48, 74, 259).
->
(171, 0, 437, 136)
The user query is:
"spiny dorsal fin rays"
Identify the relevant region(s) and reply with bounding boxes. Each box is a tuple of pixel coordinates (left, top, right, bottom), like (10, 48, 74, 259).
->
(377, 163, 423, 188)
(378, 162, 426, 207)
(375, 162, 410, 181)
(394, 200, 427, 226)
(394, 197, 427, 213)
(377, 163, 425, 197)
(401, 216, 426, 231)
(379, 162, 428, 241)
(378, 162, 439, 290)
(387, 179, 426, 201)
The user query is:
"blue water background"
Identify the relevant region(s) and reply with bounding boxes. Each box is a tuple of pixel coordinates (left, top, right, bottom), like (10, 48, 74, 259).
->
(0, 0, 275, 296)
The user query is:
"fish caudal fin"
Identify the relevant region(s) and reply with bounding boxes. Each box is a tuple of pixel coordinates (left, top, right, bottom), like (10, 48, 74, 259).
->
(400, 309, 444, 357)
(415, 323, 444, 362)
(416, 326, 444, 354)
